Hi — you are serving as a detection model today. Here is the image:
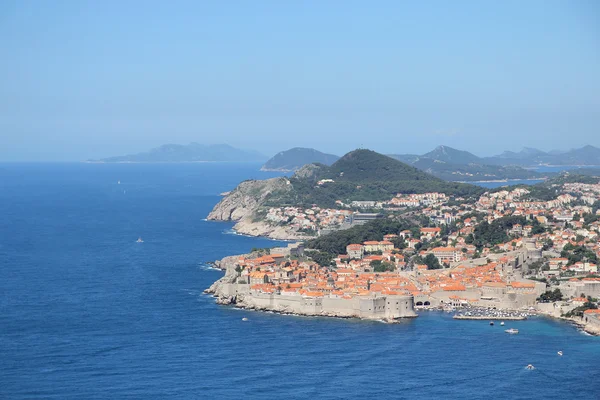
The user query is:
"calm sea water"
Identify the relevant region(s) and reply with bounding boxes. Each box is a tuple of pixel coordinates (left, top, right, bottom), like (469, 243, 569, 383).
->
(471, 179, 544, 189)
(1, 163, 599, 400)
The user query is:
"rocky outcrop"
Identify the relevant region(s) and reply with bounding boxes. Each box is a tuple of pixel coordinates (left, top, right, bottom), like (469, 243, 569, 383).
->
(206, 176, 309, 240)
(292, 163, 323, 180)
(207, 177, 290, 221)
(233, 219, 308, 240)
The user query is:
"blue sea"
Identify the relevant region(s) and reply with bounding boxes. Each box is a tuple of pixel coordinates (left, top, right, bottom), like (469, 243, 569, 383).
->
(1, 163, 599, 400)
(471, 179, 544, 189)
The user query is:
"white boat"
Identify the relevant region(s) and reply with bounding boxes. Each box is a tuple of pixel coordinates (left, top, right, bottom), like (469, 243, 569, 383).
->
(242, 317, 248, 321)
(505, 328, 519, 334)
(557, 351, 563, 356)
(526, 364, 535, 370)
(136, 237, 144, 243)
(500, 321, 505, 326)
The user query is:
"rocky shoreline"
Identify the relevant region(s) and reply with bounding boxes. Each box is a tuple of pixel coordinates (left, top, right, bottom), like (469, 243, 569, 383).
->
(231, 219, 307, 241)
(204, 250, 418, 323)
(529, 309, 600, 336)
(204, 277, 416, 323)
(206, 176, 309, 240)
(209, 294, 413, 323)
(558, 316, 600, 336)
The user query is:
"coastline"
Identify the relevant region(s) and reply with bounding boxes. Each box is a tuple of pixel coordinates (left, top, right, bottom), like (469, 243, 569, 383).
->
(205, 253, 600, 335)
(454, 178, 546, 184)
(231, 218, 309, 241)
(210, 296, 417, 323)
(204, 252, 418, 323)
(532, 309, 600, 336)
(453, 315, 526, 321)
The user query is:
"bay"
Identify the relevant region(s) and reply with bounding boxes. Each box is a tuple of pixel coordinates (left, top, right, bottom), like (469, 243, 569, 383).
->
(1, 163, 598, 399)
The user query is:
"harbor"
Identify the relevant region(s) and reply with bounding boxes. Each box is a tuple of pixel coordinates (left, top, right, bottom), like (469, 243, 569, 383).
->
(453, 308, 530, 321)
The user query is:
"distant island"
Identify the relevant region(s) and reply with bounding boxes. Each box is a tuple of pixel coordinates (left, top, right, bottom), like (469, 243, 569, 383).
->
(89, 143, 267, 163)
(261, 147, 339, 172)
(485, 145, 600, 167)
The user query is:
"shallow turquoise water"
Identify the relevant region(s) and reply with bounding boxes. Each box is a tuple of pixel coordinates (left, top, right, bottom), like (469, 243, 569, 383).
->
(1, 163, 598, 399)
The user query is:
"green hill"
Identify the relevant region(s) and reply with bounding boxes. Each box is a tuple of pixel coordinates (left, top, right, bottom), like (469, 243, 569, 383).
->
(324, 149, 438, 182)
(265, 149, 483, 207)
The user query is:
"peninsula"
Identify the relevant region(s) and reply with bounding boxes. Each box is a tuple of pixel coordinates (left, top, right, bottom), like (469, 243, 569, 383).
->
(206, 150, 600, 331)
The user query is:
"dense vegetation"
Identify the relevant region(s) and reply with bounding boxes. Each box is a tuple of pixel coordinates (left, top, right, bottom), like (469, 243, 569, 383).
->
(303, 218, 415, 266)
(414, 253, 442, 269)
(266, 150, 484, 207)
(305, 218, 415, 255)
(560, 243, 598, 266)
(537, 289, 564, 303)
(564, 298, 598, 317)
(303, 250, 336, 267)
(370, 259, 396, 272)
(469, 216, 529, 247)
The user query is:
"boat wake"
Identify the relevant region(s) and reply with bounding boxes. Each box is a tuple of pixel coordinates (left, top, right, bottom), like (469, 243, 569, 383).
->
(180, 288, 203, 296)
(198, 263, 222, 271)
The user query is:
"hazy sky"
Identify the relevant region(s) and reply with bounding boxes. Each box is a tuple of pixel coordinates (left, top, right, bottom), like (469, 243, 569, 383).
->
(1, 1, 599, 161)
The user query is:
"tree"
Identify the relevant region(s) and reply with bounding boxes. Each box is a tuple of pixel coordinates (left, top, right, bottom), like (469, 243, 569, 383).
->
(424, 253, 442, 270)
(542, 239, 554, 251)
(304, 250, 335, 267)
(370, 259, 395, 272)
(465, 234, 474, 244)
(537, 288, 563, 303)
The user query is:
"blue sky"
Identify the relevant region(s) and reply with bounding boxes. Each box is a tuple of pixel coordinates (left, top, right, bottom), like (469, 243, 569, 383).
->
(1, 1, 599, 161)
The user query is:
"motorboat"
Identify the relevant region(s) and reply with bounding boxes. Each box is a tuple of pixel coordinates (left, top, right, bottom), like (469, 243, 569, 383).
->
(526, 364, 535, 370)
(505, 328, 519, 334)
(557, 351, 563, 356)
(136, 237, 144, 243)
(489, 321, 494, 326)
(242, 317, 249, 322)
(500, 321, 505, 326)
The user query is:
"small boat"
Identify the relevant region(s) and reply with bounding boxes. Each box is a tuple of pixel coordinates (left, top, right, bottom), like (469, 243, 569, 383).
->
(490, 321, 494, 326)
(526, 364, 535, 370)
(242, 317, 248, 322)
(136, 237, 144, 243)
(118, 180, 121, 185)
(505, 328, 519, 334)
(557, 351, 563, 356)
(500, 321, 505, 326)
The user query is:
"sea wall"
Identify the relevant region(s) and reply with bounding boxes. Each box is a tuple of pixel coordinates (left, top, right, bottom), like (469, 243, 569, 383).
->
(209, 281, 418, 321)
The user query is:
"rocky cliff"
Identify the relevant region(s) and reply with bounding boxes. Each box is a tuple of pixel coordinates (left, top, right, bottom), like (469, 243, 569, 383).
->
(207, 176, 306, 239)
(207, 177, 290, 221)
